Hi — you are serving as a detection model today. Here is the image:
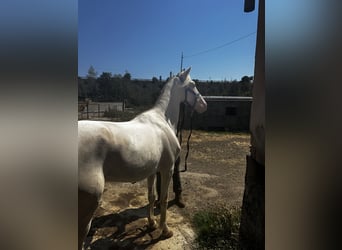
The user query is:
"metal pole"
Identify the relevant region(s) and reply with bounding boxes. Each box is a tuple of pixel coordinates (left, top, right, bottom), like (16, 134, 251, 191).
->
(180, 52, 183, 72)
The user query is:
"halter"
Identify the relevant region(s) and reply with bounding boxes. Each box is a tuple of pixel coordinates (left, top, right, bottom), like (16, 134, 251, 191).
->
(184, 87, 200, 111)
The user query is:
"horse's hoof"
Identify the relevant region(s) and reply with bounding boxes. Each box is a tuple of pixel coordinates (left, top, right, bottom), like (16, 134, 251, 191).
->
(149, 220, 157, 229)
(162, 229, 173, 239)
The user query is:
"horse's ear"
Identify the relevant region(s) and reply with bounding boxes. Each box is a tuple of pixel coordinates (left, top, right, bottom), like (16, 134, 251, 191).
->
(179, 67, 191, 82)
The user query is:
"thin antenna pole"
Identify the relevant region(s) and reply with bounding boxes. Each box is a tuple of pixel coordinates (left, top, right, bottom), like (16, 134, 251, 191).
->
(180, 52, 183, 72)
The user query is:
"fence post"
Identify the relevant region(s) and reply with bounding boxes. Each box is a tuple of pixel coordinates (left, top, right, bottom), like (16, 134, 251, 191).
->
(86, 102, 89, 119)
(98, 104, 100, 118)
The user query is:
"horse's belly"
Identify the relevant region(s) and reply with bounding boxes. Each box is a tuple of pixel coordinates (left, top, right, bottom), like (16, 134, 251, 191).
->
(104, 163, 157, 182)
(103, 150, 159, 182)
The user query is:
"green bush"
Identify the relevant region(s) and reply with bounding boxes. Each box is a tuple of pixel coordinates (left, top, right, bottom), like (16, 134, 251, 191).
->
(192, 205, 241, 249)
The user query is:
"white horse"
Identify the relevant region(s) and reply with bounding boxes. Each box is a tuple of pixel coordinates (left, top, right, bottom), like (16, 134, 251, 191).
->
(78, 67, 207, 249)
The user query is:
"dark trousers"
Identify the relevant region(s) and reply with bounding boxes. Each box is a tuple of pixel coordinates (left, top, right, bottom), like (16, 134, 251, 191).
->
(156, 156, 182, 199)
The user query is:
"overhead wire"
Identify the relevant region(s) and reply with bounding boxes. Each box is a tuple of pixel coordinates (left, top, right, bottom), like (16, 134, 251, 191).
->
(183, 31, 256, 58)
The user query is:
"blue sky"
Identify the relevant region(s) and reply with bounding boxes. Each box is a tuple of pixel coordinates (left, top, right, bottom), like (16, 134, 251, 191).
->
(78, 0, 258, 81)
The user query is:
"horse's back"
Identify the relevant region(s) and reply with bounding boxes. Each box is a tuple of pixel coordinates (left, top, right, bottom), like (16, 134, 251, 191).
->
(78, 120, 164, 183)
(78, 118, 180, 185)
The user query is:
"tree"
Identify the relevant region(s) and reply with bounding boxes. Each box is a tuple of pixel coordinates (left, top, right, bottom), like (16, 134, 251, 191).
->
(87, 65, 98, 79)
(99, 72, 112, 80)
(241, 75, 251, 83)
(239, 75, 253, 96)
(78, 77, 86, 99)
(113, 74, 122, 79)
(96, 72, 114, 101)
(123, 71, 131, 81)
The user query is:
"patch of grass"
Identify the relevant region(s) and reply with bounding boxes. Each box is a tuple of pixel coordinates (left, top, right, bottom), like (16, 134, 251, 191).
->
(192, 205, 241, 250)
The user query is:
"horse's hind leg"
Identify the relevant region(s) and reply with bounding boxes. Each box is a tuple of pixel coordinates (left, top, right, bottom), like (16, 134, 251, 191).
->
(78, 189, 100, 250)
(147, 174, 157, 229)
(159, 169, 173, 238)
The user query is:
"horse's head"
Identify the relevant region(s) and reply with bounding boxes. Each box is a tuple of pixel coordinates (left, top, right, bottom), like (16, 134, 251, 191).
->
(175, 67, 207, 113)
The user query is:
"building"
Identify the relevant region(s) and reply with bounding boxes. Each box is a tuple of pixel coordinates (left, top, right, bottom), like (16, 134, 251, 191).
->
(185, 96, 253, 131)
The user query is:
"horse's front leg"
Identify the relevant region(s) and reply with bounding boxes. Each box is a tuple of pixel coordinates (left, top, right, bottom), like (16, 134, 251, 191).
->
(147, 174, 157, 229)
(159, 168, 173, 238)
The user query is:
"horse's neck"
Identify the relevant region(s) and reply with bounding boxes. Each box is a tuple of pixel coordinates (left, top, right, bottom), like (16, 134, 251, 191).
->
(154, 79, 181, 132)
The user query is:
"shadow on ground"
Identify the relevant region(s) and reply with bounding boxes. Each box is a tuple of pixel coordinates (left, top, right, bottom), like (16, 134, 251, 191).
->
(85, 200, 177, 250)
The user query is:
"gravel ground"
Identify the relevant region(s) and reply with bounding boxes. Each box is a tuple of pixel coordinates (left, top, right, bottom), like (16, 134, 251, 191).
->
(84, 131, 250, 249)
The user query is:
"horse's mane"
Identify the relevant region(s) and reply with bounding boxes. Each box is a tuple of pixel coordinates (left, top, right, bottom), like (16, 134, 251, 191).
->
(154, 77, 175, 111)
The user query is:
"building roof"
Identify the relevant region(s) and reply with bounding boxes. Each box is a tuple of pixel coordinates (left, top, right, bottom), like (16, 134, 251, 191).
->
(203, 96, 253, 101)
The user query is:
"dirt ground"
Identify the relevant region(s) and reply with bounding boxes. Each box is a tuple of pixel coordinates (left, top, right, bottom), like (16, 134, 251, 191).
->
(85, 131, 250, 250)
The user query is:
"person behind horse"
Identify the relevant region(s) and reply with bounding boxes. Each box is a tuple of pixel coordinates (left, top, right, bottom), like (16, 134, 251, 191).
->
(156, 96, 188, 208)
(156, 155, 185, 208)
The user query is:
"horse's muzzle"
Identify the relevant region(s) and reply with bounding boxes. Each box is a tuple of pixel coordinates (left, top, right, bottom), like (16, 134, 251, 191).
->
(195, 98, 207, 113)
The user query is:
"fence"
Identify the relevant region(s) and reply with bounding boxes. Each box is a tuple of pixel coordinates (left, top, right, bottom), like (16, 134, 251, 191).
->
(78, 101, 124, 120)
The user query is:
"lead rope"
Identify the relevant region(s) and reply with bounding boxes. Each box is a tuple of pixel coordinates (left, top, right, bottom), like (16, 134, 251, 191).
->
(176, 103, 185, 146)
(176, 103, 194, 173)
(181, 110, 194, 172)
